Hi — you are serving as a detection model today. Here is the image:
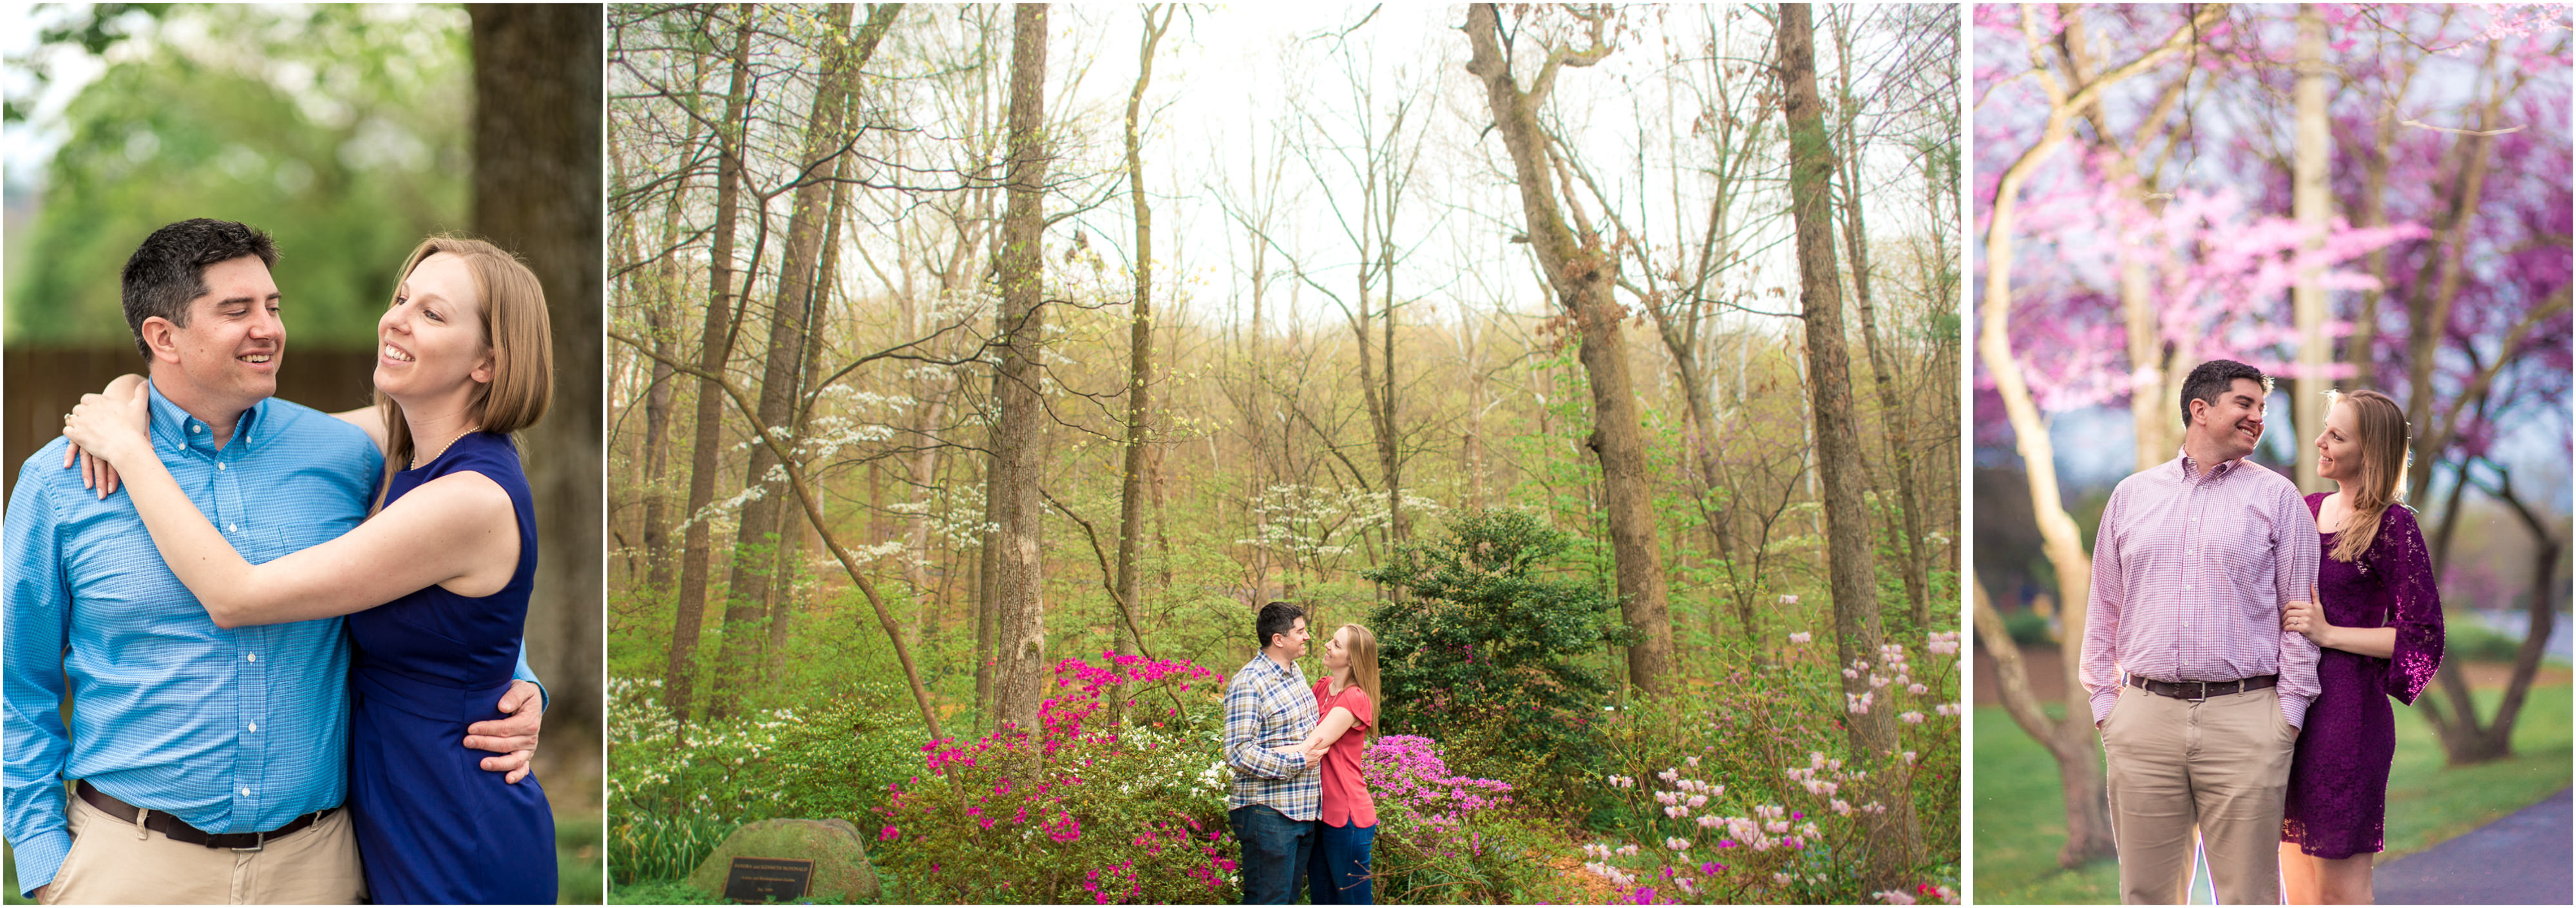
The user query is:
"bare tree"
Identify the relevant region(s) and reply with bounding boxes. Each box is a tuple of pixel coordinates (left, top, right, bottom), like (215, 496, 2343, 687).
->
(1111, 4, 1178, 661)
(1778, 4, 1919, 887)
(664, 3, 757, 733)
(987, 2, 1053, 734)
(1463, 3, 1676, 696)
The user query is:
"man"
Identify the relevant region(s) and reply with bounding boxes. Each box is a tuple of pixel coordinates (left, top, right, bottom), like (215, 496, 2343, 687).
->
(1222, 601, 1320, 905)
(3, 220, 546, 903)
(2083, 358, 2322, 905)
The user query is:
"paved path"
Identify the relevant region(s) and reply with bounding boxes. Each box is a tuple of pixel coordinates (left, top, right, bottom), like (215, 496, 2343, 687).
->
(2174, 788, 2571, 903)
(2374, 787, 2571, 905)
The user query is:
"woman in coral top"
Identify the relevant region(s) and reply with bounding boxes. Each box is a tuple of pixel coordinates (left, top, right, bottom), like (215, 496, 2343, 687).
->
(1296, 623, 1379, 903)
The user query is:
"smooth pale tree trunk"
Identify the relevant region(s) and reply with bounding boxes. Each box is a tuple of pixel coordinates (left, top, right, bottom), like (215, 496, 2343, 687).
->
(667, 5, 756, 735)
(1778, 6, 1919, 887)
(469, 2, 604, 741)
(987, 2, 1053, 735)
(1980, 2, 2226, 867)
(1461, 3, 1675, 697)
(2292, 5, 2331, 491)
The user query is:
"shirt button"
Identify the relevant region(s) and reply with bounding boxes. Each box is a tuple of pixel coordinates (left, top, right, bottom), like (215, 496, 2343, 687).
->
(192, 424, 202, 434)
(217, 463, 226, 471)
(225, 524, 237, 533)
(238, 787, 251, 797)
(244, 654, 257, 662)
(247, 723, 258, 732)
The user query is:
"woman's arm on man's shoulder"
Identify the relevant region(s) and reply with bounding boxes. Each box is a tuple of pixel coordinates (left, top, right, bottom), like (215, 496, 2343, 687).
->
(175, 469, 518, 627)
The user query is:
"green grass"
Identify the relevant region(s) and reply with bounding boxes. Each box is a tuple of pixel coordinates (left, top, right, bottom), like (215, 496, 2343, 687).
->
(1973, 683, 2572, 905)
(560, 809, 606, 905)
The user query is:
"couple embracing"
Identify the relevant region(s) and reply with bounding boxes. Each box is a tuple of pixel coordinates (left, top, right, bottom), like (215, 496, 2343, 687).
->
(1223, 602, 1381, 904)
(6, 219, 562, 902)
(2087, 359, 2445, 905)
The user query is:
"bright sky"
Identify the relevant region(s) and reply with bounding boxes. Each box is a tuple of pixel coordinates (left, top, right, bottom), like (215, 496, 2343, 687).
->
(1003, 3, 1950, 334)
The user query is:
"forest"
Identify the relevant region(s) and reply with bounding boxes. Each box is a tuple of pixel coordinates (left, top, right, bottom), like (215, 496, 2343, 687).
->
(604, 5, 1961, 903)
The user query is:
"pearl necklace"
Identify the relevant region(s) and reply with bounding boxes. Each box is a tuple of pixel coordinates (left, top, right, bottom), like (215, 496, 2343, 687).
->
(412, 424, 478, 469)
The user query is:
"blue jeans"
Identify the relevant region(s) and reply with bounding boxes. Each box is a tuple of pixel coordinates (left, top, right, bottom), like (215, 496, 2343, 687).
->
(1308, 819, 1376, 903)
(1229, 804, 1314, 904)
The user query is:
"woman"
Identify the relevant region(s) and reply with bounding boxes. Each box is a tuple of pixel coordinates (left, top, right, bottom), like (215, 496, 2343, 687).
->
(2278, 389, 2445, 905)
(1291, 623, 1380, 904)
(64, 236, 558, 903)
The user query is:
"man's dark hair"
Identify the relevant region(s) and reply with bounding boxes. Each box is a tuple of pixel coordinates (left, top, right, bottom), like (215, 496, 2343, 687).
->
(1255, 601, 1305, 650)
(2178, 359, 2269, 431)
(120, 219, 278, 359)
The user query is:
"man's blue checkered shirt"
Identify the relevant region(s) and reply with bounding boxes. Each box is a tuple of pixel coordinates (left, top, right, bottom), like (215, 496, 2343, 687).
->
(1223, 650, 1320, 820)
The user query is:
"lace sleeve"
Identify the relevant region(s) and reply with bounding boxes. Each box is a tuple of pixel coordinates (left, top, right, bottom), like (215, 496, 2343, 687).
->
(2376, 506, 2444, 705)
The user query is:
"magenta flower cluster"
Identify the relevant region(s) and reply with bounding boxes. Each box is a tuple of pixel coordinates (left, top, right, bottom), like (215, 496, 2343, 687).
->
(877, 654, 1239, 903)
(1363, 734, 1514, 855)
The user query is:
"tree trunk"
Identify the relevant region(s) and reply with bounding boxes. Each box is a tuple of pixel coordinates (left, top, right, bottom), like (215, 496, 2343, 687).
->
(1112, 6, 1173, 663)
(631, 62, 699, 595)
(1461, 3, 1674, 697)
(709, 3, 871, 717)
(987, 2, 1052, 734)
(665, 5, 756, 733)
(1830, 11, 1928, 629)
(2420, 467, 2562, 763)
(1984, 1, 2226, 867)
(2291, 5, 2331, 492)
(469, 1, 605, 744)
(1779, 5, 1919, 887)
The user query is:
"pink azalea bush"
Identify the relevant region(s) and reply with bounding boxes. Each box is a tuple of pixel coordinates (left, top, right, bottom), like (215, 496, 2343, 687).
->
(876, 654, 1241, 903)
(1359, 734, 1587, 901)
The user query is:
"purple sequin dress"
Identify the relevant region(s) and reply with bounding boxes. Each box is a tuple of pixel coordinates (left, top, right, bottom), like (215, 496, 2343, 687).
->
(2280, 493, 2445, 859)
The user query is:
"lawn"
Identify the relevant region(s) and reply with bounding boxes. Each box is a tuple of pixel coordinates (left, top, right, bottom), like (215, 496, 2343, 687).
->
(1971, 681, 2571, 905)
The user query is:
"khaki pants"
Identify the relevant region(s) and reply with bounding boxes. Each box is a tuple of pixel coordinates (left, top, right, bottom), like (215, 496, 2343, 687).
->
(2101, 684, 2297, 905)
(39, 793, 366, 905)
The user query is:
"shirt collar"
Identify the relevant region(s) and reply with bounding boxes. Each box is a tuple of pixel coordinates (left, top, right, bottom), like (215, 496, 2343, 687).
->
(1249, 649, 1302, 682)
(2174, 446, 2244, 482)
(148, 381, 269, 455)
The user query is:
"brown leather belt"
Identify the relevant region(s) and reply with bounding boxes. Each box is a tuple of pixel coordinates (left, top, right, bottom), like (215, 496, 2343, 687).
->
(2126, 673, 2278, 701)
(75, 780, 332, 851)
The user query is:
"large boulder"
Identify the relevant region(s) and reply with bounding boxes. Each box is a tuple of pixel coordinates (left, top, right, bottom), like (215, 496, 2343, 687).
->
(686, 818, 882, 903)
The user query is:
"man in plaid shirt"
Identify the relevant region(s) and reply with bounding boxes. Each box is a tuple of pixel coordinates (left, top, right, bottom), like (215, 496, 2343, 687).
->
(1224, 601, 1320, 903)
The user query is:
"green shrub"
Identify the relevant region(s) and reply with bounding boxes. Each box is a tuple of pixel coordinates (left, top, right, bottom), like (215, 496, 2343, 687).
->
(1361, 509, 1631, 815)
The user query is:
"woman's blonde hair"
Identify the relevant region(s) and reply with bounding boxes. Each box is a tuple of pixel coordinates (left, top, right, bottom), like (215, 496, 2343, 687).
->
(374, 236, 553, 495)
(1337, 623, 1381, 742)
(2327, 389, 2410, 563)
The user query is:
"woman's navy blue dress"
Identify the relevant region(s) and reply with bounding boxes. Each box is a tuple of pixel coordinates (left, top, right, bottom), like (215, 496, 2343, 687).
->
(346, 431, 556, 903)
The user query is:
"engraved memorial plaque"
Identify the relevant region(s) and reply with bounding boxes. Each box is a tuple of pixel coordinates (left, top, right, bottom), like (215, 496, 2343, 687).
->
(721, 856, 814, 903)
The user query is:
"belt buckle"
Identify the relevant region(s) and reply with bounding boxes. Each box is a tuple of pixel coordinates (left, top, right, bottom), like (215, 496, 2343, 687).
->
(232, 829, 265, 853)
(2184, 680, 2210, 701)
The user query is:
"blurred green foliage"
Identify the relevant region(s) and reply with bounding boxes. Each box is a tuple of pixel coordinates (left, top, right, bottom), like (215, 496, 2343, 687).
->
(7, 4, 470, 350)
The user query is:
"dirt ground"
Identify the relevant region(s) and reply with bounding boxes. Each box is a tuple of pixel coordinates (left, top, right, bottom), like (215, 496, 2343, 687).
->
(1972, 645, 2570, 706)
